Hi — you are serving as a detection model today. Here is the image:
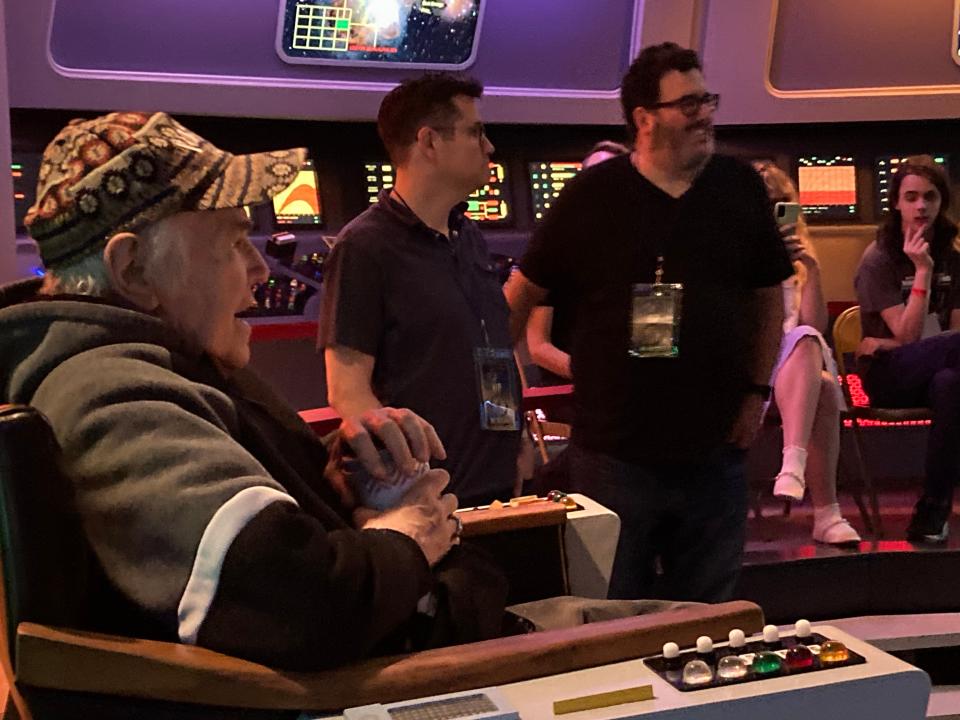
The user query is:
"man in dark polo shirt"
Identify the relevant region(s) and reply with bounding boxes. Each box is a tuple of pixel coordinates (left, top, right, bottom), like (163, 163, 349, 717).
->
(505, 43, 792, 602)
(319, 73, 520, 507)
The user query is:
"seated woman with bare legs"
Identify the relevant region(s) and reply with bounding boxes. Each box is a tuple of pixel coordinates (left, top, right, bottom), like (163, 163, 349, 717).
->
(755, 163, 860, 545)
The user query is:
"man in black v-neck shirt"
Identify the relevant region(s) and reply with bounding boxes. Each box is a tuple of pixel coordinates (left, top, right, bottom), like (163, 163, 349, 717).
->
(506, 43, 792, 602)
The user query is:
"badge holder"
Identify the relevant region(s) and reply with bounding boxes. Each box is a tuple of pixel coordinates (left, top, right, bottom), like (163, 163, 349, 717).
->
(629, 282, 683, 358)
(474, 347, 521, 431)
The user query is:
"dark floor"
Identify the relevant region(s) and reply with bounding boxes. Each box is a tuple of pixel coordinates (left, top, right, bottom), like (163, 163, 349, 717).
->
(739, 485, 960, 623)
(744, 486, 960, 562)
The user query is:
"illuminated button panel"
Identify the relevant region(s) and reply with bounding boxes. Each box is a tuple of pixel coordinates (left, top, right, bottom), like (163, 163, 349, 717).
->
(529, 161, 581, 222)
(643, 627, 865, 692)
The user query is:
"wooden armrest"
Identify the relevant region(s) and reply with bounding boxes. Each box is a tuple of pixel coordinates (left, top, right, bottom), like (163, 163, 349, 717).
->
(458, 500, 568, 537)
(16, 601, 762, 712)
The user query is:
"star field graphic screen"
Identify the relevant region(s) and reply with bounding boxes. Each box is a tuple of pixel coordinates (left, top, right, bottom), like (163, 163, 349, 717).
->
(276, 0, 484, 69)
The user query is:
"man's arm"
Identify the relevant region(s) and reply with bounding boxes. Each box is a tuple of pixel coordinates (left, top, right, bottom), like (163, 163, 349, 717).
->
(728, 286, 784, 448)
(504, 270, 548, 345)
(325, 344, 382, 418)
(951, 308, 960, 331)
(526, 306, 572, 380)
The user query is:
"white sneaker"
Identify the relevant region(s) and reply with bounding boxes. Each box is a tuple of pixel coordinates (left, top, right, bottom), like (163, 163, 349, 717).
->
(773, 472, 805, 502)
(812, 517, 861, 545)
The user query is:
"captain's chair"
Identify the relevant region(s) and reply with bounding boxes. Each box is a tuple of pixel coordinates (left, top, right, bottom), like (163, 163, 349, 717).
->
(0, 404, 763, 719)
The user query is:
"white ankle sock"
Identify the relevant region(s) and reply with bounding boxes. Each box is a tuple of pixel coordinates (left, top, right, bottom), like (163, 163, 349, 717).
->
(813, 503, 861, 544)
(773, 445, 808, 500)
(814, 503, 842, 525)
(781, 445, 808, 480)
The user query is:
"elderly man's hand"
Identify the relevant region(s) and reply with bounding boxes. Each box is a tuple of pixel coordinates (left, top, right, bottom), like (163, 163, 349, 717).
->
(328, 407, 446, 506)
(356, 470, 460, 567)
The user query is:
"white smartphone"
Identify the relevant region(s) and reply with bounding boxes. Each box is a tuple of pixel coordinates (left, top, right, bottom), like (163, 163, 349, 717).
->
(775, 201, 802, 226)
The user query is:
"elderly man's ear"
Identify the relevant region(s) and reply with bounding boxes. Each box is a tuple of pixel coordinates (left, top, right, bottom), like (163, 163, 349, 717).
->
(102, 232, 160, 311)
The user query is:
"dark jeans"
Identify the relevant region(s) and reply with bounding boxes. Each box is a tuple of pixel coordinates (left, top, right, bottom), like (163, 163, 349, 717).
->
(861, 332, 960, 505)
(567, 442, 748, 603)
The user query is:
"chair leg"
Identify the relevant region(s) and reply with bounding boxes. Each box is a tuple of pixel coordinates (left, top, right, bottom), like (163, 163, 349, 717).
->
(848, 419, 884, 538)
(749, 486, 764, 520)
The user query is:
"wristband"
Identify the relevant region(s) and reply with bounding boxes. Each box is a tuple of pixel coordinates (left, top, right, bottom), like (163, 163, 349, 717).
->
(910, 287, 929, 297)
(746, 383, 773, 401)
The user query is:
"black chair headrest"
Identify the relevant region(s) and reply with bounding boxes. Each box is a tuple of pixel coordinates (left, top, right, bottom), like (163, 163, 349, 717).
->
(0, 404, 90, 666)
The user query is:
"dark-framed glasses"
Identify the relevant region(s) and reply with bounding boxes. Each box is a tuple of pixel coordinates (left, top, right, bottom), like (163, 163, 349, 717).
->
(648, 92, 720, 118)
(431, 121, 487, 145)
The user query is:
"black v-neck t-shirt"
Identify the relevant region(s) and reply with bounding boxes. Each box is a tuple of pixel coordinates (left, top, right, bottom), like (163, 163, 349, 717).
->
(521, 154, 793, 463)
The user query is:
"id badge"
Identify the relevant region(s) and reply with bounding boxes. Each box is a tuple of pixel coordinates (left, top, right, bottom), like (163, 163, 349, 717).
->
(474, 347, 521, 431)
(629, 282, 683, 358)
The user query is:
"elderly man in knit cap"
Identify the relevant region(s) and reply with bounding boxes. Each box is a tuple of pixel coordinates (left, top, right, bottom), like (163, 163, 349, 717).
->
(0, 112, 507, 669)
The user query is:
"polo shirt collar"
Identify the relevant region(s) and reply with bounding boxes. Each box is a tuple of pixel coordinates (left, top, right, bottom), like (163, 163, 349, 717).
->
(378, 189, 469, 235)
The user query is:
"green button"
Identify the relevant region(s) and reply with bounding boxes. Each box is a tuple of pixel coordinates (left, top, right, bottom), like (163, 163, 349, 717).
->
(752, 652, 783, 674)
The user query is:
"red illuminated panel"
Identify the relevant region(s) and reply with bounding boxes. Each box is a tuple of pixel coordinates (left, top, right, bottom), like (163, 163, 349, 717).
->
(797, 156, 857, 219)
(798, 166, 856, 205)
(842, 373, 931, 428)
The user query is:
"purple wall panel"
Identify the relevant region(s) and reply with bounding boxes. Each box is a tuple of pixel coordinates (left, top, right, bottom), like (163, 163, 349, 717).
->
(770, 0, 959, 91)
(50, 0, 634, 91)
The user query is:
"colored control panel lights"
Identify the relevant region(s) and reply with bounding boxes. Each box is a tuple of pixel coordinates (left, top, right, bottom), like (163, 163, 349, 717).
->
(717, 655, 749, 680)
(794, 619, 813, 642)
(819, 640, 850, 664)
(752, 652, 783, 675)
(784, 644, 815, 670)
(545, 490, 578, 509)
(682, 659, 714, 687)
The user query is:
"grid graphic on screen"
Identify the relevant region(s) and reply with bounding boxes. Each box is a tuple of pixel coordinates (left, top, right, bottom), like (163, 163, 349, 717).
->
(272, 160, 323, 225)
(529, 162, 582, 222)
(797, 156, 857, 219)
(278, 0, 483, 68)
(292, 3, 351, 52)
(365, 162, 509, 223)
(875, 155, 948, 214)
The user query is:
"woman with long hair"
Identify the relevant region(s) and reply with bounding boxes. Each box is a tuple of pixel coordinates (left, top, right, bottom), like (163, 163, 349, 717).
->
(755, 162, 860, 545)
(854, 155, 960, 544)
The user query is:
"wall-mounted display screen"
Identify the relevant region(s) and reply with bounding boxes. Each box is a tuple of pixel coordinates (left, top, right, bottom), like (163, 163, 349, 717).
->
(797, 156, 858, 219)
(272, 160, 323, 226)
(11, 154, 41, 229)
(364, 161, 509, 223)
(276, 0, 484, 69)
(875, 155, 949, 214)
(466, 162, 509, 223)
(529, 162, 582, 222)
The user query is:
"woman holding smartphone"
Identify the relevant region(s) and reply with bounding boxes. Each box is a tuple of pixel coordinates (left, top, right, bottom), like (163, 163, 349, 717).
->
(754, 162, 860, 545)
(854, 155, 960, 544)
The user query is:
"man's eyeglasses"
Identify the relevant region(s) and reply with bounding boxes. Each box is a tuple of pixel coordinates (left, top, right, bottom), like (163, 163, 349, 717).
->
(431, 122, 487, 145)
(647, 92, 720, 118)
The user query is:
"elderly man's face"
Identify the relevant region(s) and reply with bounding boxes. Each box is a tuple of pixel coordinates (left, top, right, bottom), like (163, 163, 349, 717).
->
(151, 208, 268, 371)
